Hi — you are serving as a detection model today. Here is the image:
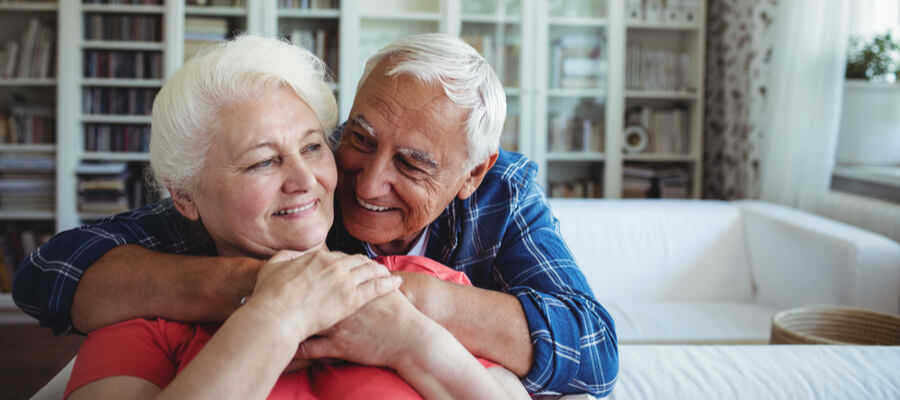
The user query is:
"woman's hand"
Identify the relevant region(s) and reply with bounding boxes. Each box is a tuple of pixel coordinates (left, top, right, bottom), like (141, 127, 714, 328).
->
(244, 248, 402, 343)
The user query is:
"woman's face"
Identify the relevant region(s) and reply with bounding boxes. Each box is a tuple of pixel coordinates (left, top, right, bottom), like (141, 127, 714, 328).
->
(175, 87, 337, 258)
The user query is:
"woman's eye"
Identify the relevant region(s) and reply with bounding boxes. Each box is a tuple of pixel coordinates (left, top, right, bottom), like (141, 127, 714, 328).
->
(302, 143, 322, 154)
(249, 159, 274, 170)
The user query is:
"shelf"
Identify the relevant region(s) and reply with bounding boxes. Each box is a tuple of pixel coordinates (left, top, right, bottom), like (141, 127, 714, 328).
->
(623, 153, 697, 162)
(81, 151, 150, 161)
(81, 4, 165, 14)
(81, 115, 152, 124)
(82, 40, 165, 51)
(626, 21, 702, 31)
(0, 2, 57, 12)
(548, 88, 606, 98)
(0, 144, 56, 153)
(461, 14, 521, 24)
(548, 17, 608, 27)
(278, 8, 340, 19)
(0, 210, 56, 220)
(185, 6, 247, 17)
(625, 90, 699, 100)
(81, 78, 163, 87)
(546, 152, 606, 162)
(0, 78, 56, 87)
(359, 11, 440, 22)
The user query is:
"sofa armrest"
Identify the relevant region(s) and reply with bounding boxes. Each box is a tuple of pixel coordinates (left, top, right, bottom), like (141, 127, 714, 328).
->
(737, 201, 900, 314)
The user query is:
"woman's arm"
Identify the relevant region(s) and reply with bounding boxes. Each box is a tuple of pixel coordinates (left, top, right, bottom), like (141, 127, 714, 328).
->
(68, 249, 402, 400)
(298, 290, 528, 400)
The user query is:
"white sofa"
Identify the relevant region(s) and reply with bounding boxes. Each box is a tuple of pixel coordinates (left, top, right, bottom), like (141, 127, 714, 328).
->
(32, 199, 900, 399)
(549, 199, 900, 344)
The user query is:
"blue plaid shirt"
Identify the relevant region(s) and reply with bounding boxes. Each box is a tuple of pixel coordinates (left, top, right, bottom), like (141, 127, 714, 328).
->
(13, 149, 618, 396)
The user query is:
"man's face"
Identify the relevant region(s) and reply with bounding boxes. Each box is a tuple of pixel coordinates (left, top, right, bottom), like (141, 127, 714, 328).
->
(336, 61, 474, 254)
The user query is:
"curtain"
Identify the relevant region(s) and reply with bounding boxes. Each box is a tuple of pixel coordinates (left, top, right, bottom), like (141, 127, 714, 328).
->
(702, 0, 779, 200)
(758, 0, 850, 210)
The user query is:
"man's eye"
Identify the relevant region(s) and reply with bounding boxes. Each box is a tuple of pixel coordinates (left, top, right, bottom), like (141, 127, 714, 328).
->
(398, 158, 424, 175)
(351, 132, 374, 149)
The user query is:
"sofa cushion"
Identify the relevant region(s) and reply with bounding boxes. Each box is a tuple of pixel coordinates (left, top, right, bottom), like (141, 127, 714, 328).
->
(549, 199, 755, 302)
(606, 301, 778, 344)
(611, 345, 900, 399)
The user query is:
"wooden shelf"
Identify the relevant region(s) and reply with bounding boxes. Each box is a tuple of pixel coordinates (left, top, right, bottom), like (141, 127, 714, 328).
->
(0, 78, 56, 86)
(185, 6, 247, 17)
(82, 40, 164, 51)
(278, 8, 339, 19)
(81, 4, 164, 14)
(81, 78, 163, 87)
(0, 210, 56, 220)
(81, 151, 150, 161)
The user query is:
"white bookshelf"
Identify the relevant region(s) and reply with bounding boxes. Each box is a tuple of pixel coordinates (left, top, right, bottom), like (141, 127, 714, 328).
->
(0, 1, 60, 304)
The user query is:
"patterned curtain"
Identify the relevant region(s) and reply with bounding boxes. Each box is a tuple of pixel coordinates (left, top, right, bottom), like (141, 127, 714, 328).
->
(702, 0, 779, 200)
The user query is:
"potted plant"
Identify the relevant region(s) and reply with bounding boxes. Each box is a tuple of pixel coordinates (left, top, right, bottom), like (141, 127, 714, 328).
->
(837, 33, 900, 165)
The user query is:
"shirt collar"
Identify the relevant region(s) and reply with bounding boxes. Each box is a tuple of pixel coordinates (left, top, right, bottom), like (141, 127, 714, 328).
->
(364, 225, 431, 258)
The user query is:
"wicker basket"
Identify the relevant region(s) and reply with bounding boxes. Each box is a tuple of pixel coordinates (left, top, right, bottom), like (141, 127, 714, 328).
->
(770, 305, 900, 345)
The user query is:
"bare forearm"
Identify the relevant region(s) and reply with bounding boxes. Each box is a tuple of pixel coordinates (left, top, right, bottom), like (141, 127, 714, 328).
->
(393, 316, 511, 400)
(410, 278, 533, 376)
(158, 305, 303, 400)
(71, 245, 262, 332)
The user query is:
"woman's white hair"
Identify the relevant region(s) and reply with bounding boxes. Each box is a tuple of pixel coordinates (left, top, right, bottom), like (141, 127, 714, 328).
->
(149, 34, 337, 196)
(359, 33, 506, 170)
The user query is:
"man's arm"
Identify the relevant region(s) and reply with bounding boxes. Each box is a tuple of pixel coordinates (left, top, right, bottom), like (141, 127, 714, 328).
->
(12, 199, 254, 334)
(71, 245, 261, 333)
(403, 180, 618, 396)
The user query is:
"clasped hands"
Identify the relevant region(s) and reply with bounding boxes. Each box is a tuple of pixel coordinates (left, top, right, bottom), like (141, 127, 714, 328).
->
(246, 247, 443, 373)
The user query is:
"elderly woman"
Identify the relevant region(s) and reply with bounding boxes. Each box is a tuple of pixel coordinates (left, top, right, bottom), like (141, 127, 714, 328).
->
(64, 35, 525, 400)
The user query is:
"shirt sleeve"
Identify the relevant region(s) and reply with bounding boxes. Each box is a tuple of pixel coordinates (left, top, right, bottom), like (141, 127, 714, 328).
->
(12, 199, 209, 335)
(64, 318, 182, 398)
(497, 181, 618, 397)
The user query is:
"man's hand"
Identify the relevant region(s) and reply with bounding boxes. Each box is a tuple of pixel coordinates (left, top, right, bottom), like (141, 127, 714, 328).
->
(295, 290, 437, 369)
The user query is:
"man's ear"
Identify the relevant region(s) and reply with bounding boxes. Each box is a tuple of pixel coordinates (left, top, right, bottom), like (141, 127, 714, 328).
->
(170, 188, 200, 221)
(457, 152, 499, 200)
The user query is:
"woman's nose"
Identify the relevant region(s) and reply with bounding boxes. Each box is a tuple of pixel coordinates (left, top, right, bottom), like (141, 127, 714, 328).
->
(282, 157, 317, 193)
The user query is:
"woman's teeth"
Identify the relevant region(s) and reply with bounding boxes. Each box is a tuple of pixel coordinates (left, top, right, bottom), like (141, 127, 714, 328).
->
(273, 202, 315, 215)
(357, 196, 389, 212)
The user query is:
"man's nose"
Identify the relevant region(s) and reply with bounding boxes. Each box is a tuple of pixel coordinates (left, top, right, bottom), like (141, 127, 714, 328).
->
(354, 153, 392, 199)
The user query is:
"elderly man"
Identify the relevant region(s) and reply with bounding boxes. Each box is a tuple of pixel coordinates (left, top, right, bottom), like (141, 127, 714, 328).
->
(14, 34, 617, 396)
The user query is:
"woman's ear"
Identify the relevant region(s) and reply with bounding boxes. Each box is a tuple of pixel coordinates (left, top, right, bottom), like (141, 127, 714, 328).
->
(170, 188, 200, 221)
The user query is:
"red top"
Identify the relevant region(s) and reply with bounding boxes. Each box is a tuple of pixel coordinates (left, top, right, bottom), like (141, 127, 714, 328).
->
(65, 256, 498, 399)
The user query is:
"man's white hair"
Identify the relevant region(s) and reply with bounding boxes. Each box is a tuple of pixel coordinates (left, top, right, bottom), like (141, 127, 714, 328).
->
(359, 33, 506, 170)
(149, 34, 338, 196)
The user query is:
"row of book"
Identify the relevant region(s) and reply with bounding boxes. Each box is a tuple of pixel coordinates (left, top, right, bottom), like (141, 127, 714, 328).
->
(624, 105, 689, 154)
(0, 227, 53, 293)
(84, 124, 150, 153)
(549, 35, 607, 90)
(0, 105, 55, 145)
(548, 114, 604, 153)
(77, 162, 152, 215)
(499, 113, 518, 152)
(84, 50, 163, 79)
(188, 0, 245, 6)
(461, 33, 520, 87)
(623, 164, 690, 198)
(0, 155, 55, 212)
(1, 19, 55, 79)
(626, 44, 693, 92)
(287, 28, 338, 78)
(626, 0, 703, 24)
(279, 0, 339, 9)
(549, 179, 603, 199)
(184, 16, 232, 60)
(82, 87, 158, 115)
(83, 14, 163, 42)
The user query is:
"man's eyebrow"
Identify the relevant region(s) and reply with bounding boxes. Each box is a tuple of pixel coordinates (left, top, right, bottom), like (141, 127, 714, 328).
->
(399, 148, 438, 170)
(349, 114, 375, 136)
